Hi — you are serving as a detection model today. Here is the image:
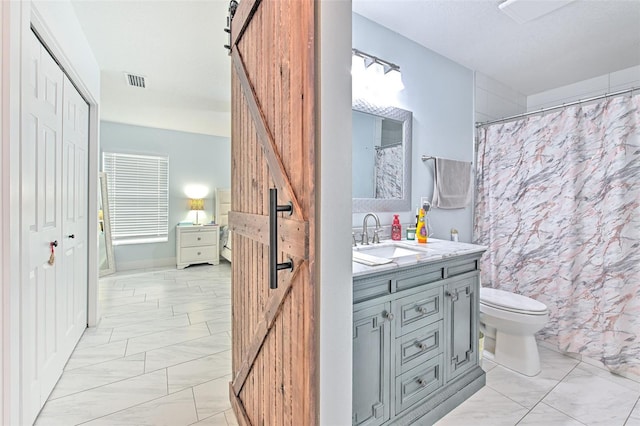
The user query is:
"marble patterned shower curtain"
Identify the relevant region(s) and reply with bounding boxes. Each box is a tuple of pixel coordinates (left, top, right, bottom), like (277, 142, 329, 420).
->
(474, 93, 640, 375)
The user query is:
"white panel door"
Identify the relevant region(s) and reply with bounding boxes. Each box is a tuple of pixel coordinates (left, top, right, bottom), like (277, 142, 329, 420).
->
(21, 31, 89, 425)
(61, 75, 89, 357)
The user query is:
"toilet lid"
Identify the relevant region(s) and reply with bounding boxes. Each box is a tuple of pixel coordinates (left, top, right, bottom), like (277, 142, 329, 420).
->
(480, 287, 548, 314)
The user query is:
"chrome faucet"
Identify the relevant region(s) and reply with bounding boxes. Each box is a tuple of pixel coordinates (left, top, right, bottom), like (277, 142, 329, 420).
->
(361, 213, 381, 245)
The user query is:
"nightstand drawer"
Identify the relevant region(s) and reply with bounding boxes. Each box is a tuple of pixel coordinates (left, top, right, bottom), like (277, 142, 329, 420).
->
(180, 230, 217, 247)
(181, 246, 217, 263)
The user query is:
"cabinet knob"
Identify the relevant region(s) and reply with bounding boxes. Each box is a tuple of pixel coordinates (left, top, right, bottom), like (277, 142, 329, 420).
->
(445, 291, 453, 297)
(197, 252, 202, 256)
(416, 377, 428, 387)
(417, 306, 428, 315)
(383, 311, 394, 321)
(197, 237, 201, 241)
(415, 341, 427, 351)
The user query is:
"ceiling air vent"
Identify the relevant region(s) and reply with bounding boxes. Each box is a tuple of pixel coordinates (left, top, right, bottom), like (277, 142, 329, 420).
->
(498, 0, 577, 24)
(124, 73, 146, 88)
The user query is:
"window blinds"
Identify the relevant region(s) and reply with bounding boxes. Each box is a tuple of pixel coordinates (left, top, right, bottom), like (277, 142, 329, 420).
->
(103, 152, 169, 245)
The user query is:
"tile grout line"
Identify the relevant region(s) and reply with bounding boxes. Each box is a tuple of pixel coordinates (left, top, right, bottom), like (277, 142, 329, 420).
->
(624, 395, 640, 425)
(73, 386, 191, 425)
(122, 328, 225, 360)
(513, 360, 585, 425)
(191, 386, 201, 421)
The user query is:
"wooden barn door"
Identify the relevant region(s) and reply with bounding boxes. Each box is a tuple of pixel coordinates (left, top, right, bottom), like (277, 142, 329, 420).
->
(227, 0, 316, 425)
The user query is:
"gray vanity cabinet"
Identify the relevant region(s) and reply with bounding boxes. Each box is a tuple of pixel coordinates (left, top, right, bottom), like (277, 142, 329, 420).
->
(353, 302, 392, 426)
(353, 251, 486, 426)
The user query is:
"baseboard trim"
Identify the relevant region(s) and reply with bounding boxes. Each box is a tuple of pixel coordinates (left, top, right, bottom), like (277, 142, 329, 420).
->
(115, 257, 176, 272)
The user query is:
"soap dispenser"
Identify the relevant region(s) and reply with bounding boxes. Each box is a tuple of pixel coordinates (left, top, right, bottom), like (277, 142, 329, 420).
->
(391, 214, 402, 241)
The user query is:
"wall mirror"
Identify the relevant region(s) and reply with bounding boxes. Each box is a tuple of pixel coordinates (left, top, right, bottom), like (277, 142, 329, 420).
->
(98, 172, 116, 277)
(352, 98, 413, 213)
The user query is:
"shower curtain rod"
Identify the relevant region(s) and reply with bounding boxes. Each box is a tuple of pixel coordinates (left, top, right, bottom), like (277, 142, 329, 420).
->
(375, 141, 402, 150)
(476, 86, 638, 128)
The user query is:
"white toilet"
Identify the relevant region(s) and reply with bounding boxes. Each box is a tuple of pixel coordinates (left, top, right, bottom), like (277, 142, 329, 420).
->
(479, 287, 549, 376)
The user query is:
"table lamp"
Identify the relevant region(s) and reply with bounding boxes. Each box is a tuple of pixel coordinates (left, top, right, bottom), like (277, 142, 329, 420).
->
(189, 198, 205, 225)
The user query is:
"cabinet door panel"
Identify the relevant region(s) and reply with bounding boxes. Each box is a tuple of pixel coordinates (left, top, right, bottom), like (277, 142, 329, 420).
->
(353, 303, 391, 426)
(445, 275, 478, 381)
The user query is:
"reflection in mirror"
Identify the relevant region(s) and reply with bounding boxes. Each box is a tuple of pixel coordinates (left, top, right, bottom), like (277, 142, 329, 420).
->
(352, 99, 412, 213)
(99, 172, 116, 277)
(353, 111, 404, 199)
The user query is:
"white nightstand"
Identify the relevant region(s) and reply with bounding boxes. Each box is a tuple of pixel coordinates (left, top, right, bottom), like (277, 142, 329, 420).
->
(176, 225, 220, 269)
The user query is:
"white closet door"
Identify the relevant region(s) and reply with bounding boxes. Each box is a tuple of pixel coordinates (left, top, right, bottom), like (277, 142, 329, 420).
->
(61, 75, 89, 357)
(21, 31, 89, 425)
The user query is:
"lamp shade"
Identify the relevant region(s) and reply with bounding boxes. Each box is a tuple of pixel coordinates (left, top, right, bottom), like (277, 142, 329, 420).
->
(189, 198, 205, 211)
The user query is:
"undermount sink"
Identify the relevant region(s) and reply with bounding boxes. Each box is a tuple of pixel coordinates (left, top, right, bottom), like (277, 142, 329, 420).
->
(352, 242, 430, 266)
(355, 244, 423, 259)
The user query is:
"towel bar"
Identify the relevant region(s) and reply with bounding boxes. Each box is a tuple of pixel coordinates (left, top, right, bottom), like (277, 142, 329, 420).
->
(421, 155, 472, 164)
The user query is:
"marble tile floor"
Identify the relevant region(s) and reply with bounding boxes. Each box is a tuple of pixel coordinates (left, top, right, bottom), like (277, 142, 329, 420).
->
(437, 346, 640, 426)
(35, 263, 640, 426)
(36, 263, 239, 426)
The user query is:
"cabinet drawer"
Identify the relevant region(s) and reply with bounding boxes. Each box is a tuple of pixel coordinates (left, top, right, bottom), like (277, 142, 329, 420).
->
(395, 321, 443, 375)
(394, 286, 443, 336)
(395, 268, 443, 292)
(445, 258, 478, 278)
(394, 354, 443, 415)
(180, 230, 217, 247)
(181, 246, 217, 263)
(354, 276, 392, 304)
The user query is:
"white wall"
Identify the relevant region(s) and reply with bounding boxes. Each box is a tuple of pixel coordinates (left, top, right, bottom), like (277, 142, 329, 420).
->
(353, 13, 476, 242)
(100, 121, 231, 271)
(0, 3, 5, 422)
(319, 1, 353, 424)
(1, 1, 100, 423)
(475, 71, 527, 123)
(528, 65, 640, 111)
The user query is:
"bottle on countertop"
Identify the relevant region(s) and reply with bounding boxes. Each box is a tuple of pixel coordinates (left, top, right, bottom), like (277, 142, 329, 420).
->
(416, 208, 428, 244)
(391, 214, 402, 241)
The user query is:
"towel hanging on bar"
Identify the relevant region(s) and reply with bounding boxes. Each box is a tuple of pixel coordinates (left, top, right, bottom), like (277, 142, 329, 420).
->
(429, 157, 472, 209)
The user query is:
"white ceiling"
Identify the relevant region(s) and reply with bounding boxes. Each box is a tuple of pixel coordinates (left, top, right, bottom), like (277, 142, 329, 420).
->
(71, 0, 640, 137)
(72, 0, 232, 137)
(353, 0, 640, 95)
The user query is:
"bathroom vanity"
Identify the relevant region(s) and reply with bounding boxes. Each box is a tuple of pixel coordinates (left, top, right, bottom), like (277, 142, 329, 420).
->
(352, 239, 487, 425)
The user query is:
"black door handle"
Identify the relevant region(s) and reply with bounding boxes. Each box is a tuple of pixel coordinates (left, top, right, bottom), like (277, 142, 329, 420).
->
(269, 188, 293, 290)
(68, 234, 75, 239)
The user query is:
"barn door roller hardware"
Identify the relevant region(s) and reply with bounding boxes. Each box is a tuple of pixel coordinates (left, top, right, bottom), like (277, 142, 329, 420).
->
(224, 0, 238, 54)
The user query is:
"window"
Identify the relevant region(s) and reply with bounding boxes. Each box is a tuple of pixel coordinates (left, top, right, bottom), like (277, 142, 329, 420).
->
(103, 152, 169, 245)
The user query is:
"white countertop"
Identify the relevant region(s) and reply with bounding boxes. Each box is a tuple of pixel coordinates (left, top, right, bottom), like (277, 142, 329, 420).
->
(352, 238, 487, 278)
